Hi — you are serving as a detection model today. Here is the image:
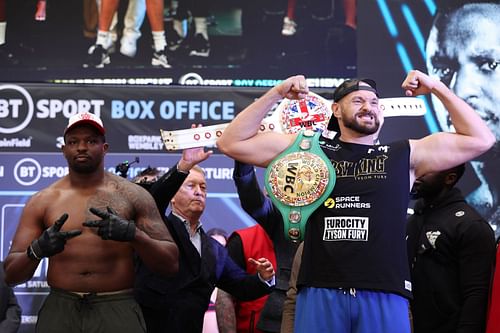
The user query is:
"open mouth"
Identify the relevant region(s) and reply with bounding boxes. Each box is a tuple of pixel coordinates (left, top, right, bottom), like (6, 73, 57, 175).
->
(357, 112, 375, 122)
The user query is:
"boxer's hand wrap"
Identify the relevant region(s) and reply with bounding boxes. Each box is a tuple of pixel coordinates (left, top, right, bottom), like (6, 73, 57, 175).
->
(84, 207, 136, 241)
(27, 213, 82, 260)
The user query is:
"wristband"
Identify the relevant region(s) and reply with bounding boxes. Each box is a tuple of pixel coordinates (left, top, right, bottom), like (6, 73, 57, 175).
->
(27, 243, 42, 261)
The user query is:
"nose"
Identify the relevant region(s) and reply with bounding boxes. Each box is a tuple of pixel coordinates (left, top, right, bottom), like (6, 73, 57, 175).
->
(76, 141, 89, 151)
(193, 185, 204, 196)
(449, 65, 481, 101)
(361, 100, 372, 111)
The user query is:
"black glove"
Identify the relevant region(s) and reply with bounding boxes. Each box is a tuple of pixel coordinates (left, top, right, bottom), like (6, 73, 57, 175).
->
(83, 207, 136, 241)
(28, 213, 82, 260)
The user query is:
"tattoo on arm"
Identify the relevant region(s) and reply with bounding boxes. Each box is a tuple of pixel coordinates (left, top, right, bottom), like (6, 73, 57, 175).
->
(216, 290, 237, 333)
(129, 184, 173, 241)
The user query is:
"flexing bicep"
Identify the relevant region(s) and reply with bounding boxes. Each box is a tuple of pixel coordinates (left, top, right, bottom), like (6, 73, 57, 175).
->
(410, 132, 487, 179)
(218, 132, 295, 168)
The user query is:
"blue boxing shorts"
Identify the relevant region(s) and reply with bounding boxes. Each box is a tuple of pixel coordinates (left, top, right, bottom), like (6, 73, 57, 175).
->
(294, 287, 411, 333)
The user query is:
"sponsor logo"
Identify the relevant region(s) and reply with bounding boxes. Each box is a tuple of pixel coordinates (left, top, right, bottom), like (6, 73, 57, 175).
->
(178, 72, 233, 86)
(203, 167, 234, 180)
(306, 78, 346, 88)
(0, 85, 35, 134)
(14, 158, 42, 186)
(52, 77, 173, 85)
(1, 84, 106, 135)
(320, 142, 341, 151)
(426, 231, 441, 249)
(323, 216, 369, 241)
(405, 280, 412, 292)
(324, 196, 371, 209)
(128, 135, 164, 150)
(0, 137, 32, 148)
(333, 155, 388, 180)
(232, 78, 345, 88)
(13, 158, 69, 186)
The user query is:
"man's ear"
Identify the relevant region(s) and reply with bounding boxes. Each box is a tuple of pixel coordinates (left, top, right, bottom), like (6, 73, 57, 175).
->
(332, 102, 341, 120)
(103, 142, 109, 154)
(444, 172, 457, 186)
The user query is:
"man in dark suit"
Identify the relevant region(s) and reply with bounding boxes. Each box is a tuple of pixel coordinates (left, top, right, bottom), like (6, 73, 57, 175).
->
(216, 161, 299, 333)
(134, 147, 276, 333)
(1, 260, 21, 333)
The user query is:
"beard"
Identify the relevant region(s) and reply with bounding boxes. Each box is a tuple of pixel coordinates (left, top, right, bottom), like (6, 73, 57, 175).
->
(71, 162, 99, 174)
(343, 113, 380, 135)
(66, 155, 102, 174)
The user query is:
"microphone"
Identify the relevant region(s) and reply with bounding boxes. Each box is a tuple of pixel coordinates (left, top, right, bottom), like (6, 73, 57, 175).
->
(115, 157, 140, 178)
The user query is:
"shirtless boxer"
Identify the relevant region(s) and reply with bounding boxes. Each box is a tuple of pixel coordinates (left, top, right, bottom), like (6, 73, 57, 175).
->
(3, 112, 178, 333)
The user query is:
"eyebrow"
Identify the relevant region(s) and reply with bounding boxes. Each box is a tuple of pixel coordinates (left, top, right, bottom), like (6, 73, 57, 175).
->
(430, 54, 458, 67)
(351, 95, 379, 102)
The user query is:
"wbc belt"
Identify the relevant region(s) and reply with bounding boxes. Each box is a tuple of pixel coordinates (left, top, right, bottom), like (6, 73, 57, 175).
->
(265, 130, 336, 242)
(159, 93, 426, 150)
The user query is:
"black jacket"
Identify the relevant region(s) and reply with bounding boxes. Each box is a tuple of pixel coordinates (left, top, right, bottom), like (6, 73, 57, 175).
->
(407, 188, 495, 333)
(0, 261, 21, 333)
(134, 165, 273, 333)
(232, 162, 299, 332)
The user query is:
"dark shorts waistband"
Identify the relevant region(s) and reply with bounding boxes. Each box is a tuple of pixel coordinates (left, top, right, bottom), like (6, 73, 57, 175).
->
(50, 288, 134, 301)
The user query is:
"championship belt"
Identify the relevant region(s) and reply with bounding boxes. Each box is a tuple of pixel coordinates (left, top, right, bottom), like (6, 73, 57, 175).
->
(265, 130, 336, 242)
(159, 93, 426, 150)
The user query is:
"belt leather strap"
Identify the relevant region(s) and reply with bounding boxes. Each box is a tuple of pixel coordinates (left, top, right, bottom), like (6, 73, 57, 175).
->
(159, 94, 426, 150)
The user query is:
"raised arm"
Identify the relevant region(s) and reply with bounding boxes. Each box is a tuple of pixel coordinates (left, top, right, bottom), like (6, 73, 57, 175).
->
(217, 76, 309, 167)
(233, 161, 279, 235)
(403, 70, 495, 180)
(150, 145, 213, 214)
(128, 146, 211, 275)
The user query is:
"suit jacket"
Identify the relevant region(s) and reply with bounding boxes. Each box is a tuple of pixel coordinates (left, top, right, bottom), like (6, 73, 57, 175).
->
(233, 162, 299, 332)
(134, 164, 273, 333)
(0, 261, 22, 333)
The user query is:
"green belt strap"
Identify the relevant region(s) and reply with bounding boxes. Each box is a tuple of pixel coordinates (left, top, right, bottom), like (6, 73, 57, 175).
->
(265, 130, 336, 242)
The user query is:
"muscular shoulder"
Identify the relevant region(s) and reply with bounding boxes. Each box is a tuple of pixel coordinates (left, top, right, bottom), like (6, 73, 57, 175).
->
(25, 177, 67, 208)
(103, 172, 153, 204)
(102, 173, 159, 218)
(103, 172, 143, 194)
